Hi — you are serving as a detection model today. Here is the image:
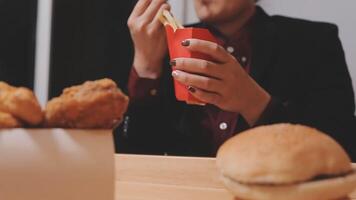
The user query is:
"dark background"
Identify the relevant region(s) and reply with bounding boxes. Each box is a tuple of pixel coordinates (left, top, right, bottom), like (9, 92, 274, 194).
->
(0, 0, 137, 152)
(0, 0, 37, 88)
(49, 0, 136, 97)
(0, 0, 136, 95)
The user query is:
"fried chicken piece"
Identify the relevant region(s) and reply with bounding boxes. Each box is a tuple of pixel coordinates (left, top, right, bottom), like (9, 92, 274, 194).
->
(0, 82, 43, 126)
(0, 111, 22, 128)
(45, 78, 129, 129)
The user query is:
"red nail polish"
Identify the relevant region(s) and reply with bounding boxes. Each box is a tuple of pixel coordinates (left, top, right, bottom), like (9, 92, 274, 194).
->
(187, 86, 196, 93)
(170, 60, 176, 66)
(181, 40, 190, 46)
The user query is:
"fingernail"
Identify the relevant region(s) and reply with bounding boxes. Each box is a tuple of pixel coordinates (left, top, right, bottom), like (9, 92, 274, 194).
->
(187, 86, 196, 93)
(181, 40, 190, 46)
(172, 70, 179, 77)
(170, 60, 176, 66)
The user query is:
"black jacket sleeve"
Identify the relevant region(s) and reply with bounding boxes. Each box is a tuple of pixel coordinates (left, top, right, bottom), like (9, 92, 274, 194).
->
(115, 59, 186, 155)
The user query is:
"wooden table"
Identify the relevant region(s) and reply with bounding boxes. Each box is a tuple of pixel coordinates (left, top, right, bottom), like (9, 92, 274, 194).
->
(115, 154, 356, 200)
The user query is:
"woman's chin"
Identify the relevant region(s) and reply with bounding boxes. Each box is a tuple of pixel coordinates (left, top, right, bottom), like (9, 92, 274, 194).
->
(197, 13, 220, 23)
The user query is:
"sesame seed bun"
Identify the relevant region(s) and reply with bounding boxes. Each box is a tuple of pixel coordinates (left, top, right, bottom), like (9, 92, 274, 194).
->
(216, 124, 356, 200)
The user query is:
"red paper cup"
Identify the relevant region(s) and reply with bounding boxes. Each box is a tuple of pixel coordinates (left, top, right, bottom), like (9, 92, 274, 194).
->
(165, 26, 218, 105)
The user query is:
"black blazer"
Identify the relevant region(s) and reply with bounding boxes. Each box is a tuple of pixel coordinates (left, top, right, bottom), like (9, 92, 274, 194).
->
(115, 7, 356, 161)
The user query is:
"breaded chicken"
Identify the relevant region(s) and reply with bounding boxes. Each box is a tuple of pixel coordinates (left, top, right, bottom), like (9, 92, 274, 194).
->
(0, 82, 43, 126)
(0, 111, 22, 128)
(45, 78, 129, 129)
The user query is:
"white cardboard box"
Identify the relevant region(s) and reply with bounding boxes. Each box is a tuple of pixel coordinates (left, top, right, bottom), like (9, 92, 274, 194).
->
(0, 129, 115, 200)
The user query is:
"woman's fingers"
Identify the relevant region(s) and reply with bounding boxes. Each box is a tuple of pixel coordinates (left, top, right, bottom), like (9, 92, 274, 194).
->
(181, 39, 232, 63)
(128, 0, 167, 31)
(172, 58, 223, 80)
(151, 3, 171, 30)
(172, 70, 223, 93)
(129, 0, 152, 20)
(187, 86, 222, 106)
(140, 0, 167, 24)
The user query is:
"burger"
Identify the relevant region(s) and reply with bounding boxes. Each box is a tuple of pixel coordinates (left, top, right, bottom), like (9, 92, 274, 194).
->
(216, 124, 356, 200)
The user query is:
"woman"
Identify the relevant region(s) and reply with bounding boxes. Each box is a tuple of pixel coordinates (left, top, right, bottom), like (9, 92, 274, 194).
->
(117, 0, 356, 160)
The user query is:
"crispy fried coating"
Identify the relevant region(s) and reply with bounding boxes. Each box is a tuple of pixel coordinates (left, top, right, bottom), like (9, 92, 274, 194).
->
(45, 78, 129, 129)
(0, 82, 43, 126)
(0, 111, 22, 128)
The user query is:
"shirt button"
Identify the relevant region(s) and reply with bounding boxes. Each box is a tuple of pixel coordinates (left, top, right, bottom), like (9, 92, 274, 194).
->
(241, 56, 247, 63)
(150, 89, 157, 96)
(219, 122, 228, 130)
(226, 46, 234, 54)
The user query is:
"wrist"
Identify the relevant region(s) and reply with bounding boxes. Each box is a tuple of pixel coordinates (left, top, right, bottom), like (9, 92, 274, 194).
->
(133, 54, 163, 79)
(240, 82, 271, 126)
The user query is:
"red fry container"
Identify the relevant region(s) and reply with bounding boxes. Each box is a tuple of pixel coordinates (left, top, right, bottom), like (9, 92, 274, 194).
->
(165, 26, 218, 105)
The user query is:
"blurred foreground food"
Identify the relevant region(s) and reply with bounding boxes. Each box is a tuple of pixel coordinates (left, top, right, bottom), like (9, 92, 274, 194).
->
(0, 79, 129, 129)
(0, 82, 43, 127)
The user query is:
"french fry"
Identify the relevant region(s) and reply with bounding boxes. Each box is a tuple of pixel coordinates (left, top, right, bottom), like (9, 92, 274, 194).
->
(159, 10, 184, 31)
(158, 10, 170, 26)
(163, 10, 178, 30)
(167, 11, 184, 29)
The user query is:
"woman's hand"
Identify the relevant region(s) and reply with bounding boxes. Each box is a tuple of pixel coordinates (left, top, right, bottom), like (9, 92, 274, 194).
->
(171, 39, 271, 125)
(127, 0, 170, 79)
